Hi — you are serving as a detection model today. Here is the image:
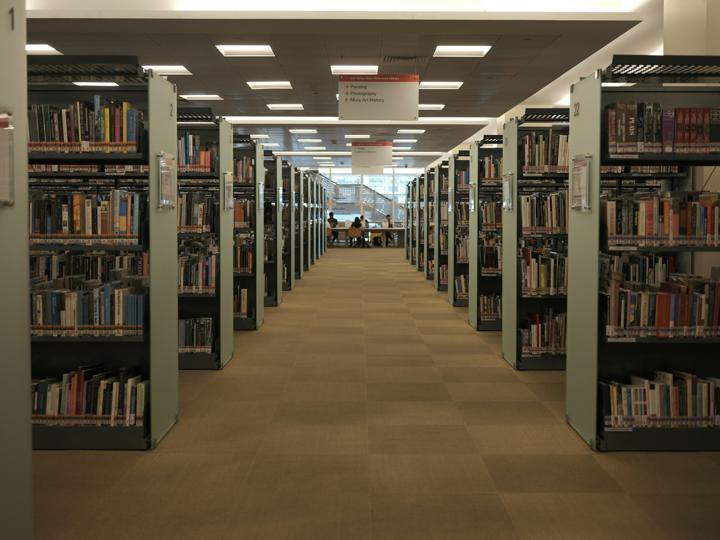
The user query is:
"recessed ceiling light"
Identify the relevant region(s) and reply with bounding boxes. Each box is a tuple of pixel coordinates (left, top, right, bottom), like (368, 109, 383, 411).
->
(216, 44, 274, 57)
(323, 163, 336, 167)
(267, 103, 304, 110)
(26, 44, 62, 55)
(177, 121, 216, 126)
(247, 81, 292, 90)
(346, 143, 352, 147)
(142, 65, 192, 76)
(263, 143, 279, 147)
(73, 81, 119, 87)
(313, 156, 332, 160)
(419, 104, 445, 111)
(433, 45, 492, 58)
(392, 146, 411, 151)
(304, 146, 326, 151)
(344, 134, 371, 139)
(331, 65, 379, 75)
(180, 94, 223, 101)
(250, 134, 269, 139)
(392, 157, 403, 161)
(393, 139, 417, 143)
(601, 82, 637, 87)
(398, 129, 426, 134)
(297, 138, 322, 143)
(289, 129, 317, 134)
(419, 81, 463, 90)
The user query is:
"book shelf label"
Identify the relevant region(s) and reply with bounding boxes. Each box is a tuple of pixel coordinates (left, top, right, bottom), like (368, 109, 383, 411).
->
(502, 173, 513, 211)
(0, 113, 15, 206)
(158, 153, 177, 209)
(570, 155, 591, 211)
(223, 171, 233, 210)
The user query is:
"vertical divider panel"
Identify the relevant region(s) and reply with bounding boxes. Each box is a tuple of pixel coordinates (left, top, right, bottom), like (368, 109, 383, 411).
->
(218, 120, 233, 366)
(290, 165, 296, 288)
(502, 120, 519, 368)
(433, 166, 441, 289)
(255, 144, 265, 328)
(469, 143, 480, 328)
(275, 157, 283, 305)
(448, 158, 456, 305)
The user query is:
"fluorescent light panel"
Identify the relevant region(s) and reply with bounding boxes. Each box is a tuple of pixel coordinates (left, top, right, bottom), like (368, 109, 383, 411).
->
(304, 146, 326, 151)
(419, 104, 445, 110)
(297, 138, 322, 143)
(289, 129, 317, 134)
(419, 81, 463, 90)
(73, 81, 118, 87)
(263, 143, 279, 147)
(216, 44, 274, 57)
(267, 103, 304, 110)
(250, 134, 269, 139)
(142, 65, 191, 76)
(331, 65, 378, 75)
(601, 82, 636, 87)
(433, 45, 492, 58)
(344, 134, 370, 139)
(180, 94, 223, 101)
(392, 146, 411, 151)
(26, 44, 62, 55)
(393, 139, 417, 143)
(313, 156, 332, 160)
(398, 129, 426, 134)
(177, 121, 216, 126)
(247, 81, 292, 90)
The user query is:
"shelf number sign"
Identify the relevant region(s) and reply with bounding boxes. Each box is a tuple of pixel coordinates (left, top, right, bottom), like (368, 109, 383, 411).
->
(0, 113, 14, 206)
(157, 152, 177, 209)
(502, 172, 513, 211)
(223, 171, 234, 210)
(571, 155, 591, 211)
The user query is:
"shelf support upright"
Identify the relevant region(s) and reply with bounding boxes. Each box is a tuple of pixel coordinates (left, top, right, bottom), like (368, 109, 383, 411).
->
(289, 165, 296, 288)
(255, 143, 265, 328)
(447, 158, 456, 305)
(468, 142, 480, 328)
(501, 119, 520, 368)
(218, 119, 234, 366)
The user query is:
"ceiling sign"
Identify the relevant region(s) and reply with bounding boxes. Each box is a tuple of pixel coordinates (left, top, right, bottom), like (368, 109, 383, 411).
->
(339, 75, 419, 121)
(352, 140, 392, 174)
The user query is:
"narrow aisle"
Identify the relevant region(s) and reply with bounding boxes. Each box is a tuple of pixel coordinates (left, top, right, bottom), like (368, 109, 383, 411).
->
(36, 249, 693, 540)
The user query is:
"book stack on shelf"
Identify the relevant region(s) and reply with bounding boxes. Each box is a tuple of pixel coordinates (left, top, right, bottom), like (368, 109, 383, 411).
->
(503, 108, 570, 370)
(425, 167, 436, 280)
(27, 56, 177, 450)
(302, 172, 311, 271)
(417, 174, 425, 271)
(435, 162, 450, 291)
(448, 151, 471, 306)
(567, 55, 720, 452)
(263, 152, 282, 307)
(280, 160, 293, 291)
(410, 179, 417, 266)
(469, 135, 504, 331)
(294, 168, 303, 280)
(233, 136, 264, 330)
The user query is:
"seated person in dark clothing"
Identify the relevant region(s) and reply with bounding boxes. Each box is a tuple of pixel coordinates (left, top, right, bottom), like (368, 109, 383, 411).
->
(327, 212, 339, 245)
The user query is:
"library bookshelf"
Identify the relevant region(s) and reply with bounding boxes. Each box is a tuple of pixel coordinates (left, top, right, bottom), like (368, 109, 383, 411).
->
(295, 167, 304, 280)
(281, 160, 294, 291)
(424, 167, 437, 280)
(448, 150, 471, 307)
(27, 56, 178, 449)
(416, 173, 425, 272)
(405, 181, 412, 261)
(263, 152, 282, 307)
(176, 111, 233, 370)
(567, 55, 720, 451)
(232, 136, 264, 330)
(409, 178, 417, 266)
(302, 172, 311, 271)
(469, 135, 504, 331)
(434, 160, 450, 291)
(502, 108, 570, 371)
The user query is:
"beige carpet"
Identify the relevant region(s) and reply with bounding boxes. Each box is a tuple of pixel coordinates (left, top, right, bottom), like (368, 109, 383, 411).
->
(34, 248, 720, 539)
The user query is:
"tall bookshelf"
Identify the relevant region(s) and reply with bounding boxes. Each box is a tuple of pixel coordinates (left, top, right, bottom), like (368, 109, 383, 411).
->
(434, 160, 449, 291)
(295, 167, 304, 279)
(302, 172, 311, 270)
(28, 57, 178, 450)
(502, 108, 570, 370)
(469, 136, 504, 331)
(233, 136, 264, 330)
(263, 153, 282, 307)
(320, 181, 327, 255)
(567, 55, 720, 451)
(416, 174, 425, 271)
(424, 167, 436, 280)
(448, 151, 471, 307)
(409, 179, 417, 266)
(405, 181, 412, 260)
(176, 112, 233, 369)
(1, 0, 31, 533)
(311, 174, 319, 262)
(281, 160, 294, 291)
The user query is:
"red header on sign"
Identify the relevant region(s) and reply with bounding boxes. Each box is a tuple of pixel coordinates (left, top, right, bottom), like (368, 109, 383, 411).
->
(339, 74, 419, 83)
(352, 141, 393, 147)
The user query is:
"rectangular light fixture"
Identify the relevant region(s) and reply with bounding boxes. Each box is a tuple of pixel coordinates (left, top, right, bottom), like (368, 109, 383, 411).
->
(297, 138, 322, 143)
(392, 146, 411, 151)
(601, 82, 637, 87)
(289, 129, 317, 134)
(344, 134, 371, 139)
(392, 157, 403, 161)
(393, 139, 417, 143)
(331, 65, 378, 75)
(304, 146, 326, 151)
(346, 143, 352, 147)
(216, 44, 274, 57)
(419, 104, 445, 111)
(263, 143, 279, 147)
(177, 121, 216, 126)
(313, 156, 332, 160)
(419, 81, 463, 90)
(73, 81, 119, 87)
(142, 65, 192, 76)
(250, 134, 269, 139)
(398, 129, 426, 134)
(267, 103, 304, 110)
(180, 94, 223, 101)
(26, 44, 62, 55)
(247, 81, 292, 90)
(323, 163, 336, 167)
(433, 45, 492, 58)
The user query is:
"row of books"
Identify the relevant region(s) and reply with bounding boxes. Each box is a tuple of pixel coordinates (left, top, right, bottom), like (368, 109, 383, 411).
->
(520, 191, 568, 235)
(178, 240, 217, 295)
(479, 201, 502, 228)
(234, 286, 251, 318)
(439, 264, 448, 285)
(438, 230, 448, 253)
(177, 133, 217, 172)
(456, 170, 469, 186)
(599, 165, 681, 176)
(234, 156, 255, 184)
(178, 192, 219, 233)
(234, 199, 254, 229)
(605, 273, 720, 339)
(602, 192, 720, 248)
(479, 241, 502, 273)
(520, 309, 567, 356)
(455, 202, 470, 223)
(520, 248, 567, 296)
(32, 366, 147, 427)
(454, 274, 468, 298)
(30, 252, 148, 282)
(455, 236, 468, 261)
(30, 190, 143, 244)
(179, 317, 214, 353)
(606, 102, 720, 155)
(439, 201, 449, 222)
(521, 130, 569, 175)
(29, 163, 150, 174)
(481, 156, 502, 180)
(600, 370, 720, 429)
(234, 234, 254, 273)
(601, 252, 675, 288)
(479, 295, 502, 319)
(30, 278, 146, 337)
(28, 98, 143, 153)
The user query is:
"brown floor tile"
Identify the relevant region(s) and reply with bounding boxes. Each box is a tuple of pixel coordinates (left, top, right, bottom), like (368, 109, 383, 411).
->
(367, 401, 464, 425)
(468, 424, 590, 454)
(367, 382, 451, 401)
(261, 424, 368, 454)
(366, 366, 443, 384)
(446, 382, 538, 402)
(272, 401, 367, 424)
(630, 494, 720, 540)
(282, 381, 367, 401)
(456, 401, 560, 425)
(369, 425, 476, 454)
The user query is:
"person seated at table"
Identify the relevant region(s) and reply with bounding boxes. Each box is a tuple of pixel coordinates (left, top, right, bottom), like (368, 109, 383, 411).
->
(348, 217, 363, 247)
(327, 212, 339, 245)
(359, 215, 369, 248)
(382, 214, 393, 247)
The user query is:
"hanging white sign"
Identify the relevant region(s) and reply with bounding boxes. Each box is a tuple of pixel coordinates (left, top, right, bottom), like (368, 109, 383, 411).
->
(339, 74, 419, 121)
(352, 141, 393, 174)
